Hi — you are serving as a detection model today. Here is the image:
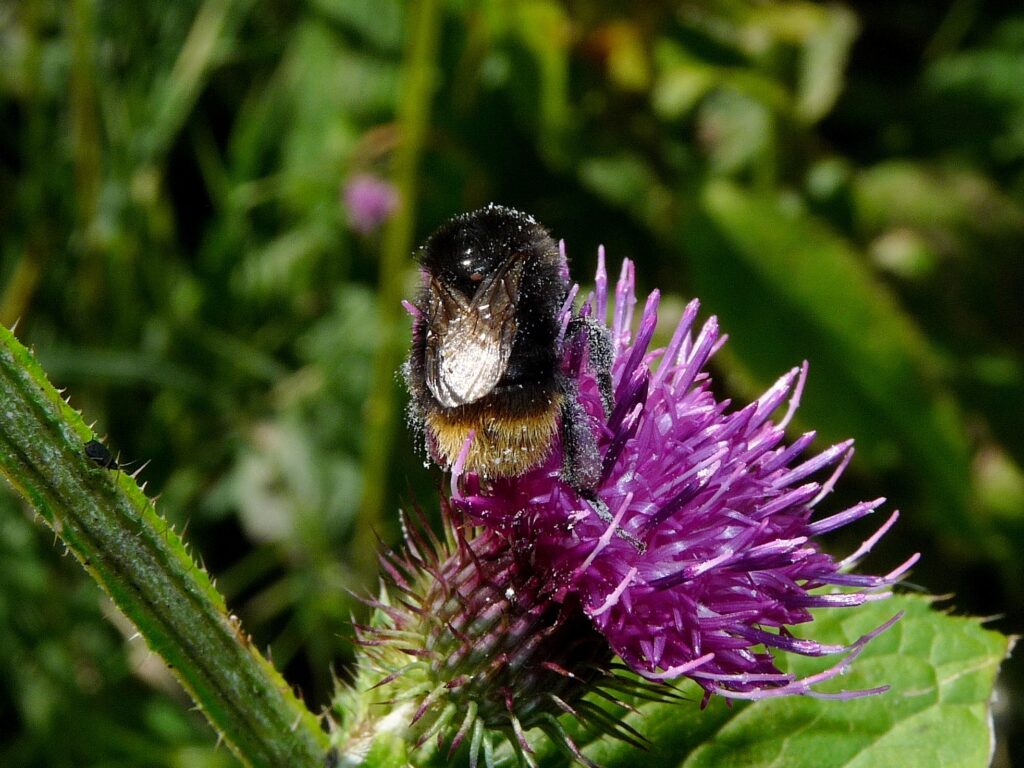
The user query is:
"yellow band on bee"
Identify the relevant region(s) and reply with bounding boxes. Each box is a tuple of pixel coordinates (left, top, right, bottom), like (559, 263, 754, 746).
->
(426, 393, 564, 478)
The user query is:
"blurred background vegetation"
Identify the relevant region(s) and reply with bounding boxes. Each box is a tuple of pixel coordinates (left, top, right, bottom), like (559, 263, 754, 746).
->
(1, 0, 1021, 765)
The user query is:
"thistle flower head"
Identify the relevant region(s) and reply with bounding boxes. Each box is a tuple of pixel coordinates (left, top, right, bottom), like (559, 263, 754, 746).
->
(453, 250, 917, 701)
(336, 241, 916, 768)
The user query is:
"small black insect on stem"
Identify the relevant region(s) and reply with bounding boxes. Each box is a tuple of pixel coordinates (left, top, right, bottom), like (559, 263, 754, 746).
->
(84, 439, 119, 470)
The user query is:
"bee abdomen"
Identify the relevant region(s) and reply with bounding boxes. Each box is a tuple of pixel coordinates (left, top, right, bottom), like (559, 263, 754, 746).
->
(425, 393, 564, 478)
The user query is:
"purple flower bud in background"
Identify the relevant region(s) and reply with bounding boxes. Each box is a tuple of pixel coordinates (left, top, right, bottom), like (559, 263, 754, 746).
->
(343, 173, 398, 234)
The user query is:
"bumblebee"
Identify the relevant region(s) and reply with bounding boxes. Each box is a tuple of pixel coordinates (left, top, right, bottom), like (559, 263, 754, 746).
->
(404, 204, 613, 491)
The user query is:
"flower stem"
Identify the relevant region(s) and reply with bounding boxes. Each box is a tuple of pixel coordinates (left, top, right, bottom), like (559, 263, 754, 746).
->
(355, 0, 442, 573)
(0, 325, 330, 768)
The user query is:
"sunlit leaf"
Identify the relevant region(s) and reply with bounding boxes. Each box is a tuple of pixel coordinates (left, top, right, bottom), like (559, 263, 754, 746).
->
(794, 4, 858, 123)
(568, 596, 1008, 768)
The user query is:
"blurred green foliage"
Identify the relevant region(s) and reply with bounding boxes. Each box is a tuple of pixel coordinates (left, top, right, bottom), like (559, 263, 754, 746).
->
(1, 0, 1021, 765)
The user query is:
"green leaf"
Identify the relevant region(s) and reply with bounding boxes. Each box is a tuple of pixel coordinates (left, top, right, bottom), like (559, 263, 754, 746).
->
(696, 88, 774, 175)
(651, 40, 718, 121)
(681, 180, 976, 539)
(573, 596, 1008, 768)
(682, 596, 1009, 768)
(794, 4, 859, 124)
(854, 161, 1024, 245)
(509, 0, 573, 159)
(309, 0, 404, 52)
(578, 153, 672, 227)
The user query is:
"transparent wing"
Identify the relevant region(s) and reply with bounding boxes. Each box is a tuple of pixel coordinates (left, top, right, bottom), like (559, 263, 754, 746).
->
(424, 260, 523, 407)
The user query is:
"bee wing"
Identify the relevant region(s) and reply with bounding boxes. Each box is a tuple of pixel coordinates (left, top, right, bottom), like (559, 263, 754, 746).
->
(425, 260, 523, 408)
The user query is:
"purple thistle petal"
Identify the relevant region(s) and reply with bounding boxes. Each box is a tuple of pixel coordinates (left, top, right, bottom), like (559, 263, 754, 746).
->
(618, 291, 660, 385)
(670, 316, 719, 394)
(806, 498, 886, 536)
(840, 510, 902, 568)
(697, 612, 903, 700)
(595, 246, 609, 326)
(556, 284, 580, 349)
(785, 591, 891, 608)
(402, 299, 423, 320)
(636, 652, 716, 681)
(779, 362, 808, 430)
(612, 260, 633, 342)
(773, 440, 855, 488)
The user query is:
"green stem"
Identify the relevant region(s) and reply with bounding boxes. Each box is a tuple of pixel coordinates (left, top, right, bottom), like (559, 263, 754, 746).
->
(356, 0, 442, 573)
(0, 325, 330, 768)
(70, 0, 105, 318)
(143, 0, 251, 166)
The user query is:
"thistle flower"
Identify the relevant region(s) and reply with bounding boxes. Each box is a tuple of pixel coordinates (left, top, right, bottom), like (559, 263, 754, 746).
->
(452, 250, 918, 702)
(335, 242, 916, 768)
(343, 173, 398, 234)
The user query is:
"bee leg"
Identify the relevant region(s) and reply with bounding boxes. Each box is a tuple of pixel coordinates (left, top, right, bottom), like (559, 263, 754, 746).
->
(566, 316, 614, 416)
(587, 321, 615, 417)
(559, 382, 602, 491)
(559, 386, 645, 552)
(578, 489, 645, 551)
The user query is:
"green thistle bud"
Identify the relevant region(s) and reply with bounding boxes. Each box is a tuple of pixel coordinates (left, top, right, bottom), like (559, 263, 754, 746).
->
(330, 505, 664, 768)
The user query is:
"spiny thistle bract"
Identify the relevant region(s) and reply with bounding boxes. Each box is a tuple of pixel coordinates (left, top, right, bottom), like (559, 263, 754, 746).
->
(333, 505, 672, 768)
(331, 241, 915, 766)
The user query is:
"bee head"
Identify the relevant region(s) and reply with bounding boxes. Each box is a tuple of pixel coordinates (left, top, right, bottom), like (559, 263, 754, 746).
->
(417, 204, 562, 299)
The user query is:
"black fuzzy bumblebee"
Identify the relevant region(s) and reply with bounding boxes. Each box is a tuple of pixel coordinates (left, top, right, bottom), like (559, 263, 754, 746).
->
(404, 204, 613, 491)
